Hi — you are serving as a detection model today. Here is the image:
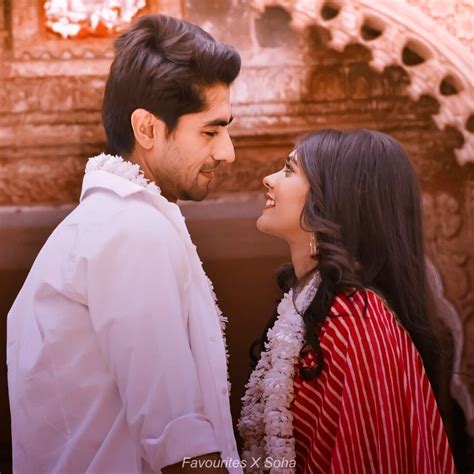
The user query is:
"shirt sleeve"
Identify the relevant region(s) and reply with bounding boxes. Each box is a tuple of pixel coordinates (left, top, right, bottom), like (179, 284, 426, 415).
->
(79, 206, 219, 470)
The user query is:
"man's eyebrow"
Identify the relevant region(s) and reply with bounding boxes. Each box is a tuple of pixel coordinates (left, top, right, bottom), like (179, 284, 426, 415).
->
(203, 116, 234, 127)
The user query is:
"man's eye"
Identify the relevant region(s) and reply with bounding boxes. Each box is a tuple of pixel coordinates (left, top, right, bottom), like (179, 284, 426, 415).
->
(204, 131, 218, 137)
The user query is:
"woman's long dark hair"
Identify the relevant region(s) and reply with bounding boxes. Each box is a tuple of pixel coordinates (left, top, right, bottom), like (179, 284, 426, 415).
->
(251, 129, 447, 400)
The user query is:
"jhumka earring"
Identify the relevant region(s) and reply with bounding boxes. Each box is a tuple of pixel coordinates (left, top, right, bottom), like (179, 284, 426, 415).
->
(309, 232, 317, 260)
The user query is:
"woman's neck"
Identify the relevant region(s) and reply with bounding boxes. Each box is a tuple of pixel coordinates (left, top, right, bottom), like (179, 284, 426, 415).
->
(288, 237, 316, 281)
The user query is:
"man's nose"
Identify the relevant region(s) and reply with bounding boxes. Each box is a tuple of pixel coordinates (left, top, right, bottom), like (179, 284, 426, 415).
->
(213, 130, 235, 163)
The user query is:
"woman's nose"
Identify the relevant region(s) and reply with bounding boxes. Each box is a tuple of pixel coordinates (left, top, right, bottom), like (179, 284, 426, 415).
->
(263, 171, 279, 189)
(263, 174, 272, 189)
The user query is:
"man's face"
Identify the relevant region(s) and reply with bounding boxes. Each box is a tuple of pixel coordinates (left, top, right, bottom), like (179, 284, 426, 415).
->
(153, 84, 235, 202)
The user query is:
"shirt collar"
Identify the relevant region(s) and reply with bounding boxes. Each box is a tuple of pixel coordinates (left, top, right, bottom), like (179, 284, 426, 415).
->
(80, 154, 193, 246)
(80, 170, 150, 201)
(80, 153, 161, 202)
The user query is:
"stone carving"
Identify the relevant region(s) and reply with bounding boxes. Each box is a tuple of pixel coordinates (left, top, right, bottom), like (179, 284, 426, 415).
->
(0, 76, 106, 115)
(427, 258, 474, 438)
(4, 0, 165, 62)
(44, 0, 146, 39)
(423, 192, 470, 312)
(249, 0, 474, 165)
(0, 71, 465, 201)
(423, 189, 474, 436)
(406, 0, 474, 53)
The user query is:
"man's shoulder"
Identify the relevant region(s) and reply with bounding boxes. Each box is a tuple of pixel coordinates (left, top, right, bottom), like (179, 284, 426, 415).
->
(69, 189, 183, 257)
(78, 189, 173, 233)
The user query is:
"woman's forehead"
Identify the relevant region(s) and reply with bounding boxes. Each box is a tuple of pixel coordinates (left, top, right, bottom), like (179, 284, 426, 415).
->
(288, 149, 298, 163)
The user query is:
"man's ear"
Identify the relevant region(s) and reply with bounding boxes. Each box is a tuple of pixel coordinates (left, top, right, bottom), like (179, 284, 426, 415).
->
(130, 109, 167, 150)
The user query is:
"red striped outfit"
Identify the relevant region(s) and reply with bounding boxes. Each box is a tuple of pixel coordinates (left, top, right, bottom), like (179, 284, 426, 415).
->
(292, 289, 456, 474)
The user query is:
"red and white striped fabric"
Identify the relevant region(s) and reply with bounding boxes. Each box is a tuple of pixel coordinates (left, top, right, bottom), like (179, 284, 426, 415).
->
(291, 289, 456, 474)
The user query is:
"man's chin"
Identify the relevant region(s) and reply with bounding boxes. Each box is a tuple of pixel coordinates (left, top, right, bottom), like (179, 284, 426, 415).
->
(178, 186, 209, 202)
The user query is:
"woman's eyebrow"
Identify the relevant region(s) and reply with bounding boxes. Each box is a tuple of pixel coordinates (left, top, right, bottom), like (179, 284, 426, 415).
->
(286, 153, 298, 165)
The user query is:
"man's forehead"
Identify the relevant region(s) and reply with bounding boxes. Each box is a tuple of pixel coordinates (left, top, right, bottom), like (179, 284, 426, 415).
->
(178, 84, 232, 125)
(203, 83, 230, 101)
(200, 85, 232, 122)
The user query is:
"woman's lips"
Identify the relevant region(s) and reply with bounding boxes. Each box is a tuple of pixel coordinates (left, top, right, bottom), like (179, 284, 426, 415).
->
(264, 193, 275, 211)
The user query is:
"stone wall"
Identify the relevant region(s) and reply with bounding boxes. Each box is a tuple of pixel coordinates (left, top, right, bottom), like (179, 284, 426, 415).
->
(407, 0, 473, 53)
(0, 0, 473, 471)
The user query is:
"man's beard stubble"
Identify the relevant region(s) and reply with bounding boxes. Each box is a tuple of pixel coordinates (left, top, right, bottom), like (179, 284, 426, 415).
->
(178, 177, 210, 202)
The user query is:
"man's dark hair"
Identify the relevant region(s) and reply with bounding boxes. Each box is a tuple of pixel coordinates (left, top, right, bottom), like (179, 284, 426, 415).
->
(102, 14, 241, 156)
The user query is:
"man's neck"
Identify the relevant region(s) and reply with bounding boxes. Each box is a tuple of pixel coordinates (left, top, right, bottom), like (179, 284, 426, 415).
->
(124, 151, 176, 203)
(125, 150, 152, 180)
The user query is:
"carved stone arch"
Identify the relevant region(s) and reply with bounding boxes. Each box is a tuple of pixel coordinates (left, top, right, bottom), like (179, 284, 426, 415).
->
(250, 0, 474, 165)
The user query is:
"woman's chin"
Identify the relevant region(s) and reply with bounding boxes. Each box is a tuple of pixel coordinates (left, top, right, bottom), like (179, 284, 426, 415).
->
(256, 213, 275, 236)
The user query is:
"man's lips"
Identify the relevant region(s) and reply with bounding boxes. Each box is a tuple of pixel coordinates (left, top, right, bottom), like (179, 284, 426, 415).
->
(200, 170, 216, 179)
(200, 165, 219, 180)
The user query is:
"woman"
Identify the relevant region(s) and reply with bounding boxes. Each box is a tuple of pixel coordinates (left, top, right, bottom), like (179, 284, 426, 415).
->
(238, 129, 456, 473)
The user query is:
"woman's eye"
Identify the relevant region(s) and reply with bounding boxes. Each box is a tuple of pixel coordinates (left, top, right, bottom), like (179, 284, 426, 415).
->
(284, 163, 293, 175)
(204, 131, 218, 137)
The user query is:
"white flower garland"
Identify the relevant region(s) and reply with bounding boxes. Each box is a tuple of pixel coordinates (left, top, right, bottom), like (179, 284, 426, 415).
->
(206, 276, 232, 393)
(238, 274, 320, 473)
(86, 153, 161, 195)
(85, 154, 230, 389)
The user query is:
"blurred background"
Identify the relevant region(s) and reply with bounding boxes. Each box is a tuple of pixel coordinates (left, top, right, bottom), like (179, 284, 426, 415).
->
(0, 0, 473, 472)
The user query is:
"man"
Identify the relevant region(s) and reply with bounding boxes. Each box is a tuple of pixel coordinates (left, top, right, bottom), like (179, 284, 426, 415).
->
(7, 14, 242, 473)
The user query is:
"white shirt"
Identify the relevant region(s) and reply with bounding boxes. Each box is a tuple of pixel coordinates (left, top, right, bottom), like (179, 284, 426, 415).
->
(7, 157, 243, 473)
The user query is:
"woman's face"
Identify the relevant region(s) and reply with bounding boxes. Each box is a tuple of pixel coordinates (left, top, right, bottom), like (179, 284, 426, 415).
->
(257, 149, 310, 242)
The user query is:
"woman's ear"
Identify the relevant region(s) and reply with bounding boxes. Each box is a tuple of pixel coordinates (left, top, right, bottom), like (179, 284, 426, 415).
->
(130, 108, 166, 150)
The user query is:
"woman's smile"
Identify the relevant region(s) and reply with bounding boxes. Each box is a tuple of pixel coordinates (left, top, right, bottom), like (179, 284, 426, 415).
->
(264, 193, 276, 211)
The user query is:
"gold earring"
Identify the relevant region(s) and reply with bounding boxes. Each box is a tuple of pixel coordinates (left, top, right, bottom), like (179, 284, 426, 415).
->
(310, 233, 317, 260)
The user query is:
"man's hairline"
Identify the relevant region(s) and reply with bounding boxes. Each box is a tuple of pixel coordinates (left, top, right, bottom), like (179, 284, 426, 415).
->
(136, 82, 234, 137)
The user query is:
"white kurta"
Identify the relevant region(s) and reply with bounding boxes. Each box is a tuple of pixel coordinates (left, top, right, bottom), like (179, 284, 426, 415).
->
(7, 165, 242, 473)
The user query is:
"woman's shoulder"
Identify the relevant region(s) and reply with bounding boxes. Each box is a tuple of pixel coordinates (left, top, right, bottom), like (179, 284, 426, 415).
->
(329, 288, 395, 320)
(312, 289, 413, 378)
(322, 288, 406, 349)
